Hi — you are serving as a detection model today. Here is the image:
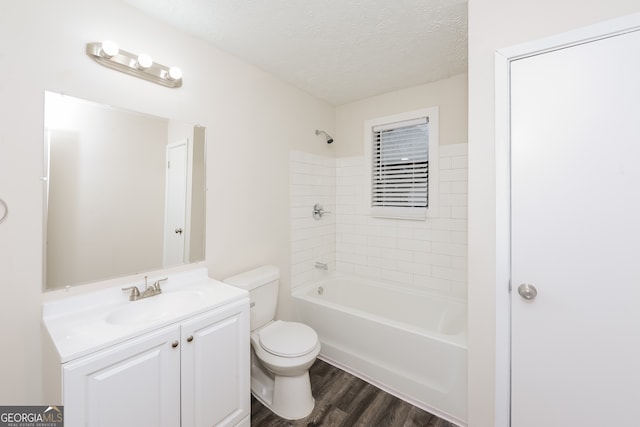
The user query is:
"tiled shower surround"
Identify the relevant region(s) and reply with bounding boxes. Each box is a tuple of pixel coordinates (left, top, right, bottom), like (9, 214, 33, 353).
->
(290, 143, 468, 299)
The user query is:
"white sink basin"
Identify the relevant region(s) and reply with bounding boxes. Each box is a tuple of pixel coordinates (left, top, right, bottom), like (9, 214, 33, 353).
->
(106, 291, 205, 325)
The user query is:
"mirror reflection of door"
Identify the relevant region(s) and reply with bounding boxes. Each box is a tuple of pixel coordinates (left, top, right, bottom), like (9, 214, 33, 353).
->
(164, 140, 188, 267)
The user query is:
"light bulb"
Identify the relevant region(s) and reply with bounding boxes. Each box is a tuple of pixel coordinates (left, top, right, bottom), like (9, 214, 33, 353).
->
(137, 53, 153, 69)
(101, 40, 119, 58)
(168, 66, 183, 80)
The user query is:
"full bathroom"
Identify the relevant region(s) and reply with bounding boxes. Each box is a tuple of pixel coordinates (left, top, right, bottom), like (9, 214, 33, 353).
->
(2, 1, 640, 427)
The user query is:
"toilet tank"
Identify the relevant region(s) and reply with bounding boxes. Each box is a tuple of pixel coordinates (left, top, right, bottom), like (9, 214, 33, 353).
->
(223, 265, 280, 331)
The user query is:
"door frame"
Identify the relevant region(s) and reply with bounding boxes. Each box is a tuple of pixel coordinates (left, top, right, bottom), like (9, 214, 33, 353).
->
(493, 12, 640, 427)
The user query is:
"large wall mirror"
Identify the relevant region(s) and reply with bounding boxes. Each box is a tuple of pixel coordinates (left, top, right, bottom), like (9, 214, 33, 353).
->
(43, 91, 206, 291)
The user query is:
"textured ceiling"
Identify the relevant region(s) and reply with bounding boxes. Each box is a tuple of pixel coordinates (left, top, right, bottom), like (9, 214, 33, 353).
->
(121, 0, 468, 105)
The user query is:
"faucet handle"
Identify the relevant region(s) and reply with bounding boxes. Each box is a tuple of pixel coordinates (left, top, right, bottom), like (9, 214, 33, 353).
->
(122, 286, 141, 301)
(153, 277, 168, 291)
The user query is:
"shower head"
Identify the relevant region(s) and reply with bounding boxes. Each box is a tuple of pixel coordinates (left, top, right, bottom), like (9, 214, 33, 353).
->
(315, 129, 334, 144)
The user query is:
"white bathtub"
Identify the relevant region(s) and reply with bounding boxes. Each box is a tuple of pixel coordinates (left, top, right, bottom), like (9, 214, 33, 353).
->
(292, 273, 467, 426)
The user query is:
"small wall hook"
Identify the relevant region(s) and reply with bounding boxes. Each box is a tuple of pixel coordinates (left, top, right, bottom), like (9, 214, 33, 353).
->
(0, 199, 7, 224)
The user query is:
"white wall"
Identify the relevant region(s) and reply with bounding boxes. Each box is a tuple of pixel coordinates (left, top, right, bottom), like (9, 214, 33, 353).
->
(467, 1, 640, 426)
(0, 0, 333, 404)
(336, 73, 468, 157)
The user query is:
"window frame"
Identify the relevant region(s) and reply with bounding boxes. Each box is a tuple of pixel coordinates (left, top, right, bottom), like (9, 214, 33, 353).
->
(364, 107, 439, 220)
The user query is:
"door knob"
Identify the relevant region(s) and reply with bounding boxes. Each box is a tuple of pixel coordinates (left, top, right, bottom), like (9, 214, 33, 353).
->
(517, 283, 538, 300)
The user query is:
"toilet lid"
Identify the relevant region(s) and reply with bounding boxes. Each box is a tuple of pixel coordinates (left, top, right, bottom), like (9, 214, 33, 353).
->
(259, 320, 318, 357)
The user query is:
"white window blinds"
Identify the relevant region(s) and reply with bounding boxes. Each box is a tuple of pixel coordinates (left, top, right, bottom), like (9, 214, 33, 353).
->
(371, 117, 429, 212)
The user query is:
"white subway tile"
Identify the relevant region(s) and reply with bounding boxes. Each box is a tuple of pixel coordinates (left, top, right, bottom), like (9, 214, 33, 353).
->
(451, 231, 468, 244)
(398, 261, 431, 275)
(451, 181, 468, 194)
(381, 268, 413, 286)
(439, 157, 453, 170)
(291, 247, 313, 263)
(439, 193, 468, 207)
(335, 261, 355, 273)
(431, 242, 467, 257)
(367, 235, 396, 248)
(353, 264, 382, 278)
(337, 156, 364, 167)
(339, 252, 368, 265)
(413, 275, 452, 294)
(451, 156, 468, 170)
(381, 247, 414, 262)
(440, 169, 467, 182)
(451, 206, 468, 219)
(437, 206, 452, 218)
(451, 255, 468, 270)
(431, 218, 467, 231)
(353, 244, 382, 257)
(354, 224, 381, 236)
(431, 229, 453, 242)
(439, 182, 453, 194)
(410, 229, 432, 241)
(439, 143, 468, 157)
(432, 266, 467, 282)
(451, 281, 468, 299)
(414, 251, 451, 267)
(396, 238, 424, 251)
(367, 256, 398, 270)
(336, 242, 355, 254)
(312, 248, 335, 262)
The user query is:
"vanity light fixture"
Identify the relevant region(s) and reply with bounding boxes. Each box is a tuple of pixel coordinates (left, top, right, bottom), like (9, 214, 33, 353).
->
(86, 41, 182, 88)
(136, 53, 153, 70)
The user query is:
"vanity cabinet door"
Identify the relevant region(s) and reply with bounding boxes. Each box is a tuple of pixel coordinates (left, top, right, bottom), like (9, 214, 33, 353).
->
(180, 300, 250, 427)
(62, 325, 181, 427)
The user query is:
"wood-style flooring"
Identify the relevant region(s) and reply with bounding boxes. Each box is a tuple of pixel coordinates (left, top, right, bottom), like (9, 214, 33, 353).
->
(250, 359, 459, 427)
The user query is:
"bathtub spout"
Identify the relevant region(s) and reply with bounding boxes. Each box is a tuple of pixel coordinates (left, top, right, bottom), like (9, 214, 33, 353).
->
(314, 262, 328, 271)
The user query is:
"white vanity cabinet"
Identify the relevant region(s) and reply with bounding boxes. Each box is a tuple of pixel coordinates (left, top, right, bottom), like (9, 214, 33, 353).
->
(62, 325, 182, 427)
(43, 269, 250, 427)
(180, 300, 249, 427)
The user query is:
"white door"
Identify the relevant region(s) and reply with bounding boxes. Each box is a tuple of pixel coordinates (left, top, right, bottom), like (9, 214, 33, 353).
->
(164, 141, 188, 267)
(510, 27, 640, 425)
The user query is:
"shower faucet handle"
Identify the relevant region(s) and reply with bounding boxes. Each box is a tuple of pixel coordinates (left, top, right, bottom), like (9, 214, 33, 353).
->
(312, 203, 331, 220)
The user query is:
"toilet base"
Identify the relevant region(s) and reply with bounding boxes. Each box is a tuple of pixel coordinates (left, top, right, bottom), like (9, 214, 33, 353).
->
(271, 372, 315, 420)
(250, 353, 315, 420)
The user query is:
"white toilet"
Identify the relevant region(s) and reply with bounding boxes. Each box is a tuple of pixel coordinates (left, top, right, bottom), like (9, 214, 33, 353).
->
(224, 265, 321, 420)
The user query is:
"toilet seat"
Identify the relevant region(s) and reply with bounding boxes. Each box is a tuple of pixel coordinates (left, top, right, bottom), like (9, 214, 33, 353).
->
(259, 320, 318, 357)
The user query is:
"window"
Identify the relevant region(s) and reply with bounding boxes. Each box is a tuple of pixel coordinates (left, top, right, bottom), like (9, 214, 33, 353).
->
(365, 107, 438, 220)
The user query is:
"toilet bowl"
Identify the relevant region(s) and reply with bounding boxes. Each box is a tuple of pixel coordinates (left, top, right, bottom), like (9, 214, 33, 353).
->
(224, 266, 321, 420)
(252, 320, 320, 375)
(250, 320, 321, 419)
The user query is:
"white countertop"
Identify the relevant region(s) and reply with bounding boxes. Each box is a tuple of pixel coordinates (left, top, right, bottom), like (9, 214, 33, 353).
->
(42, 268, 248, 363)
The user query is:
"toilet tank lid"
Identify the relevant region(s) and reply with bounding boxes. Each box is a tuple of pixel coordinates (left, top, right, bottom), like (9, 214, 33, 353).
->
(223, 265, 280, 290)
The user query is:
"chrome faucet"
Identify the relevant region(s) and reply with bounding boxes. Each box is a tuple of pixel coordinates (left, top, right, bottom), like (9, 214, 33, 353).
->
(122, 276, 168, 301)
(314, 262, 328, 271)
